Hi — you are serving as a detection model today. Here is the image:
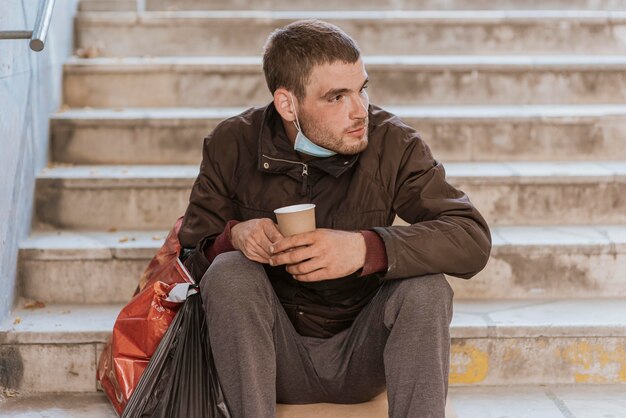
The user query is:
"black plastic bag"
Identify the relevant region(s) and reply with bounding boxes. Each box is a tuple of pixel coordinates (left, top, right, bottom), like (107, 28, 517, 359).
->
(122, 288, 231, 418)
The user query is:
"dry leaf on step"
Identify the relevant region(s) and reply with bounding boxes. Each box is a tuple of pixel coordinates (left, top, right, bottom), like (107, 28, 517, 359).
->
(75, 44, 103, 59)
(1, 387, 19, 398)
(23, 301, 46, 309)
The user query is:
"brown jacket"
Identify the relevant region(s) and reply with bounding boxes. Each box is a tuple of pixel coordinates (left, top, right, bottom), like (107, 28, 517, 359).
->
(179, 103, 491, 338)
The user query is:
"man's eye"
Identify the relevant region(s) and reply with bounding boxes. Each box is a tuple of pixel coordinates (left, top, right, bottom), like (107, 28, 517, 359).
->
(330, 95, 343, 102)
(360, 85, 369, 92)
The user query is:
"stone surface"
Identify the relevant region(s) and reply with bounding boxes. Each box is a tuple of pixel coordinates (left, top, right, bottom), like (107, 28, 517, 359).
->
(549, 385, 626, 417)
(0, 0, 79, 322)
(19, 258, 143, 304)
(33, 162, 626, 229)
(2, 300, 626, 391)
(18, 230, 162, 303)
(0, 393, 118, 417)
(450, 337, 626, 385)
(450, 385, 626, 417)
(79, 0, 136, 11)
(9, 0, 626, 407)
(49, 105, 626, 164)
(16, 225, 626, 303)
(62, 56, 626, 108)
(0, 304, 122, 345)
(13, 344, 97, 392)
(75, 11, 626, 56)
(34, 165, 195, 230)
(2, 386, 625, 418)
(144, 0, 626, 11)
(453, 225, 626, 299)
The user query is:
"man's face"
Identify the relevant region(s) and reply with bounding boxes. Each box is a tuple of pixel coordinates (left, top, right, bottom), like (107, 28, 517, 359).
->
(295, 59, 369, 155)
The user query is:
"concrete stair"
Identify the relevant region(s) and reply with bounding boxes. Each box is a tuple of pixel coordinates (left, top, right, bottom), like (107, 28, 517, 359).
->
(17, 226, 626, 304)
(1, 0, 626, 416)
(33, 162, 626, 229)
(3, 300, 626, 392)
(78, 0, 626, 12)
(74, 11, 626, 56)
(3, 386, 626, 417)
(62, 55, 626, 107)
(50, 106, 626, 164)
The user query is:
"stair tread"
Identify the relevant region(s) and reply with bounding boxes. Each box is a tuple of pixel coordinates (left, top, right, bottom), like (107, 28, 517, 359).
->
(2, 385, 626, 418)
(50, 104, 626, 122)
(20, 230, 166, 260)
(0, 303, 123, 344)
(3, 299, 626, 345)
(64, 54, 626, 69)
(8, 0, 626, 397)
(19, 224, 626, 258)
(37, 161, 626, 182)
(74, 9, 626, 21)
(77, 0, 626, 12)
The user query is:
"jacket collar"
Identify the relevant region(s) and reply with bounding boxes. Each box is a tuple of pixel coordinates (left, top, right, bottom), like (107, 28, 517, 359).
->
(257, 103, 360, 178)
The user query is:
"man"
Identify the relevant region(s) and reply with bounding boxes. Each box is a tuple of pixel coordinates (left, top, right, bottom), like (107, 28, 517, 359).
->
(179, 19, 491, 418)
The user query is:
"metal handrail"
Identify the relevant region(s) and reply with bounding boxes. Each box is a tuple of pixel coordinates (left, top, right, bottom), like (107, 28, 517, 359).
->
(0, 0, 56, 52)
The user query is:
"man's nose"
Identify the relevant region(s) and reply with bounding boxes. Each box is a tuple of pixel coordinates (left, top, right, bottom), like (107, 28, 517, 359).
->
(350, 94, 368, 119)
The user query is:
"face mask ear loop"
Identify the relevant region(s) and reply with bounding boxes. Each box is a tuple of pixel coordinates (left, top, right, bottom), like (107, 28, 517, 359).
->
(289, 93, 302, 132)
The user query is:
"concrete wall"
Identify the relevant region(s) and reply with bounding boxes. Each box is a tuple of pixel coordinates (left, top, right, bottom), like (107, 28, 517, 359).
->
(0, 0, 79, 320)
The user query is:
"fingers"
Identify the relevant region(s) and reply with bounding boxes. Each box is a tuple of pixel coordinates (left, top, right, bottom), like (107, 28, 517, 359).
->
(239, 238, 269, 263)
(255, 234, 274, 258)
(270, 231, 317, 254)
(263, 220, 284, 243)
(255, 219, 284, 259)
(292, 268, 330, 282)
(285, 258, 324, 276)
(250, 240, 272, 261)
(233, 218, 285, 264)
(269, 244, 317, 266)
(246, 253, 269, 264)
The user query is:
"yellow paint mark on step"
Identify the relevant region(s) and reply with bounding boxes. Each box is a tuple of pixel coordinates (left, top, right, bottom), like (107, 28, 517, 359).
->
(558, 342, 626, 383)
(449, 344, 489, 384)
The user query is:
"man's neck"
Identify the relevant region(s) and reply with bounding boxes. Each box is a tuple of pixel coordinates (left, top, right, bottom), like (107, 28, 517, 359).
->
(296, 152, 318, 163)
(282, 118, 298, 147)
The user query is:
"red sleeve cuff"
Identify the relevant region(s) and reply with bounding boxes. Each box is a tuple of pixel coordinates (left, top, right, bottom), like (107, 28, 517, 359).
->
(204, 220, 239, 263)
(359, 230, 388, 277)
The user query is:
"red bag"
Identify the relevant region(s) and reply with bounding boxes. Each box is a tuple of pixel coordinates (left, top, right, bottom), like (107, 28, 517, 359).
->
(97, 217, 194, 414)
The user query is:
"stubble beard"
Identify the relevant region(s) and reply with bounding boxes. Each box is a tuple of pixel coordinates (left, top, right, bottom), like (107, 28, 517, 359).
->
(299, 110, 369, 156)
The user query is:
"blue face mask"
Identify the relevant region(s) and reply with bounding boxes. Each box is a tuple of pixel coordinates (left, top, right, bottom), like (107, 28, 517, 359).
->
(290, 94, 337, 158)
(294, 130, 338, 157)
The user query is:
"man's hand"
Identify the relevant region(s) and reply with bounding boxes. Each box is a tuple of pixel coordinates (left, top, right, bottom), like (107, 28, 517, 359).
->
(230, 218, 284, 264)
(269, 229, 366, 282)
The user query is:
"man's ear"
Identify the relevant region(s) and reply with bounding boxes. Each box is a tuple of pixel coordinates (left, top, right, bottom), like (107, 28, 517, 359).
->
(273, 88, 296, 122)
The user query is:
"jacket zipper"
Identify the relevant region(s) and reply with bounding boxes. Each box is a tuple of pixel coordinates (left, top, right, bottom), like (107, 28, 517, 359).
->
(301, 164, 309, 196)
(262, 154, 309, 196)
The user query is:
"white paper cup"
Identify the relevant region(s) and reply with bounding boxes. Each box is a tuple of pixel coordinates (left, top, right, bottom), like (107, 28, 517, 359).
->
(274, 204, 316, 237)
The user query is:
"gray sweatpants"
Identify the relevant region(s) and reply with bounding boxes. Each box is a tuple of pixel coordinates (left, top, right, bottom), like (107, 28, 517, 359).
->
(200, 251, 453, 418)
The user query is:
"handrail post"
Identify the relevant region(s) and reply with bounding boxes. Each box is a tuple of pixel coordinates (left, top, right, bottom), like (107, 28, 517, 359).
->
(0, 0, 56, 52)
(0, 31, 31, 40)
(30, 0, 56, 52)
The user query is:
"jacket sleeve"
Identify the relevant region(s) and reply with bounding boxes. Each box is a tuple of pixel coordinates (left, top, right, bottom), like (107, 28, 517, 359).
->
(372, 134, 492, 281)
(178, 129, 238, 283)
